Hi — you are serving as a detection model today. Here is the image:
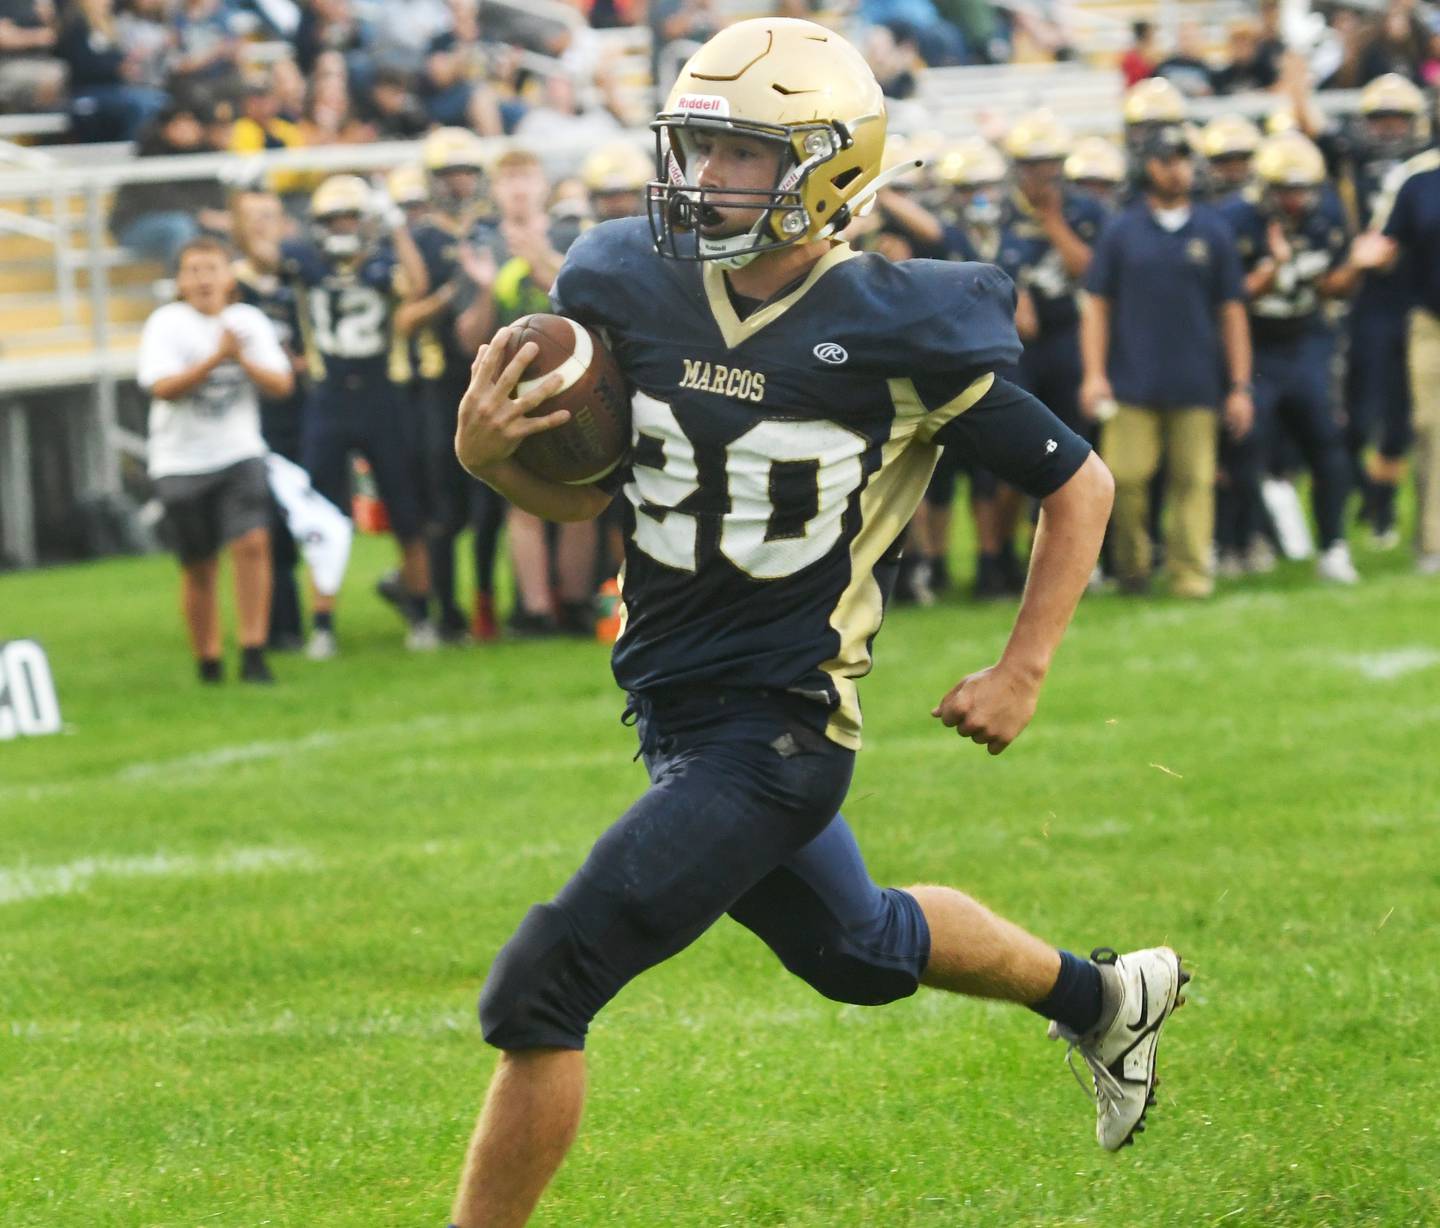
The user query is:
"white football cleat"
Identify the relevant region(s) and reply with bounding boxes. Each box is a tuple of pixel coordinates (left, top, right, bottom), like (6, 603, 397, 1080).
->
(405, 621, 440, 652)
(1048, 946, 1189, 1151)
(1316, 541, 1360, 585)
(305, 629, 338, 661)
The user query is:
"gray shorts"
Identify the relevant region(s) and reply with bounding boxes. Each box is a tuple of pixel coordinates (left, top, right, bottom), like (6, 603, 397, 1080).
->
(154, 456, 270, 564)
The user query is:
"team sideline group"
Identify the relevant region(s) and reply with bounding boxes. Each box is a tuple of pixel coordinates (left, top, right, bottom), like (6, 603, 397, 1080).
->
(139, 73, 1440, 680)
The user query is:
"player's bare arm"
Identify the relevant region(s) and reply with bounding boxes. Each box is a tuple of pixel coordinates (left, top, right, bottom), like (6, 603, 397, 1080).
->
(932, 451, 1113, 754)
(390, 217, 430, 302)
(454, 326, 610, 522)
(1078, 293, 1112, 417)
(1218, 300, 1254, 437)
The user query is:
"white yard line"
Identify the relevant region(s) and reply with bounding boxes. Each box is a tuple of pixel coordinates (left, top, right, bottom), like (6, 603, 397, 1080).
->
(0, 845, 318, 905)
(1330, 647, 1440, 681)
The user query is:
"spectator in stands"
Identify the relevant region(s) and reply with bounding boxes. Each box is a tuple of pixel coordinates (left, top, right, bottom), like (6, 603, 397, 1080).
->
(269, 52, 306, 120)
(513, 68, 622, 145)
(110, 99, 230, 267)
(293, 0, 369, 79)
(361, 65, 430, 138)
(1363, 1, 1428, 82)
(231, 74, 310, 197)
(860, 0, 968, 68)
(1214, 20, 1281, 94)
(59, 0, 169, 141)
(170, 0, 243, 89)
(1120, 20, 1157, 87)
(1080, 123, 1253, 598)
(111, 0, 171, 93)
(297, 49, 375, 144)
(653, 0, 720, 52)
(0, 0, 65, 113)
(138, 235, 294, 684)
(862, 23, 921, 100)
(419, 0, 505, 133)
(1154, 21, 1216, 99)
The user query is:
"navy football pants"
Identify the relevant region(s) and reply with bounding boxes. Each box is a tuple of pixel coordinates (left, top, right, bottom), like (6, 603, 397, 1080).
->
(301, 378, 424, 542)
(1345, 303, 1413, 463)
(1219, 328, 1350, 551)
(478, 689, 932, 1051)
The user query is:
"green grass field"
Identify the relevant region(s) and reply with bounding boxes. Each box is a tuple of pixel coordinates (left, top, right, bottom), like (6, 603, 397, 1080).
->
(3, 532, 1438, 1227)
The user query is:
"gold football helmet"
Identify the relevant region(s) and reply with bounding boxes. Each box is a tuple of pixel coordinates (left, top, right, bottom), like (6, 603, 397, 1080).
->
(1064, 136, 1125, 185)
(422, 126, 486, 214)
(310, 174, 375, 260)
(937, 137, 1007, 188)
(1255, 131, 1326, 188)
(1361, 73, 1424, 119)
(1124, 78, 1187, 127)
(422, 126, 487, 174)
(1265, 107, 1299, 136)
(1359, 73, 1428, 158)
(1200, 114, 1262, 161)
(1004, 109, 1072, 162)
(648, 18, 891, 267)
(582, 142, 651, 194)
(386, 164, 428, 208)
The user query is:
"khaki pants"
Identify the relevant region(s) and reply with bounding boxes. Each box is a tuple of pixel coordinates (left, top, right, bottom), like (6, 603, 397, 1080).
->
(1101, 404, 1219, 595)
(1406, 309, 1440, 556)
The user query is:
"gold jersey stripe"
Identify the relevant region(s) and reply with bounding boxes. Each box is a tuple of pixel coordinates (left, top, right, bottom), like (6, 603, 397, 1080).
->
(702, 242, 861, 350)
(818, 381, 940, 749)
(915, 371, 994, 444)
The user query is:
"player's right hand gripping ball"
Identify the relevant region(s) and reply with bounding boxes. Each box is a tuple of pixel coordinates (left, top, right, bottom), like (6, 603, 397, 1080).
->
(501, 313, 630, 485)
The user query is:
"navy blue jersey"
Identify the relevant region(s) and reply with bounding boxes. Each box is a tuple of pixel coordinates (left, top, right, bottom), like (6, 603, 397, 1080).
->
(553, 217, 1089, 748)
(232, 257, 304, 454)
(282, 238, 404, 385)
(1347, 149, 1416, 317)
(1000, 189, 1107, 333)
(1378, 149, 1440, 317)
(1218, 189, 1348, 344)
(938, 219, 1024, 280)
(410, 217, 469, 382)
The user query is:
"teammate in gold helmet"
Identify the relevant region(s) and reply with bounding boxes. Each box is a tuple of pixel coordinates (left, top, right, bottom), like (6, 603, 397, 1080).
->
(1064, 136, 1126, 208)
(1357, 73, 1428, 161)
(1200, 114, 1262, 195)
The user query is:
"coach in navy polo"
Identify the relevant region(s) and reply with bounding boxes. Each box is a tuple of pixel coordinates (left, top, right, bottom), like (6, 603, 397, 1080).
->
(1080, 124, 1253, 597)
(1376, 148, 1440, 572)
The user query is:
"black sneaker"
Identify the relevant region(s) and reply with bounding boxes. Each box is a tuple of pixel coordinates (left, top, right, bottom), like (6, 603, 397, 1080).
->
(240, 652, 276, 685)
(375, 569, 406, 612)
(557, 599, 596, 637)
(197, 658, 223, 684)
(437, 608, 472, 646)
(507, 608, 560, 638)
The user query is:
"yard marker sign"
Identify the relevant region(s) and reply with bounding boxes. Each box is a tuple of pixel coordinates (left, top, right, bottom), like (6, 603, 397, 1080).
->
(0, 640, 62, 740)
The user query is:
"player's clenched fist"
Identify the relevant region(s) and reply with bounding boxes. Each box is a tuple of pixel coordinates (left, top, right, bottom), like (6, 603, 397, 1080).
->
(931, 665, 1040, 755)
(455, 325, 569, 477)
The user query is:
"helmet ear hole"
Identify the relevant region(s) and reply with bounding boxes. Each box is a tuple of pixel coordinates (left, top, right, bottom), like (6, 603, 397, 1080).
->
(831, 167, 861, 190)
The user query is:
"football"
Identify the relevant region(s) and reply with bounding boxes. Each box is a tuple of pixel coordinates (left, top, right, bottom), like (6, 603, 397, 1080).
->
(502, 313, 631, 485)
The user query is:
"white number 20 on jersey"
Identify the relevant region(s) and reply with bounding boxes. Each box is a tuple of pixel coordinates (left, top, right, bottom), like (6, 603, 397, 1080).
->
(624, 392, 866, 580)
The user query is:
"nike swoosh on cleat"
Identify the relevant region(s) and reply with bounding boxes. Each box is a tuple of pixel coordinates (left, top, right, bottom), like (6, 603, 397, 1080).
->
(1127, 969, 1150, 1033)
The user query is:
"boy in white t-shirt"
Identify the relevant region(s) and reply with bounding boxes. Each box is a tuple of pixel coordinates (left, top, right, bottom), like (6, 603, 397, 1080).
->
(137, 236, 295, 683)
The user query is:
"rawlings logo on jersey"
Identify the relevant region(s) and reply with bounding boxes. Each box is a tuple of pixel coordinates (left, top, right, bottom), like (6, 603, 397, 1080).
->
(679, 359, 766, 403)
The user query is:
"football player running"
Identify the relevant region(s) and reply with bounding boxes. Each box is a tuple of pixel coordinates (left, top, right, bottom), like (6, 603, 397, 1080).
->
(449, 21, 1188, 1227)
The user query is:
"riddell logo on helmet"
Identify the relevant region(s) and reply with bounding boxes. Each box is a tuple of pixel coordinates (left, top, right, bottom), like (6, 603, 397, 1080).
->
(675, 94, 730, 116)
